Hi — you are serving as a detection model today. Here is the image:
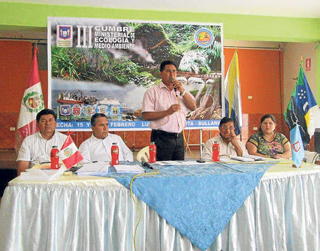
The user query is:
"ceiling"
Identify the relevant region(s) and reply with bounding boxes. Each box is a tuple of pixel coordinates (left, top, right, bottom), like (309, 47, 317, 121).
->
(1, 0, 319, 44)
(2, 0, 320, 18)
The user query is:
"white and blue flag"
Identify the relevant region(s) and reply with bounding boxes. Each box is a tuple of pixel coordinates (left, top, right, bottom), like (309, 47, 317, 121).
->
(224, 50, 242, 135)
(285, 65, 320, 145)
(290, 124, 305, 168)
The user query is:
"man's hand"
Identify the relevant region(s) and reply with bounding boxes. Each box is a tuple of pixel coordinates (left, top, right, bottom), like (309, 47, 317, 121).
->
(229, 131, 243, 156)
(172, 79, 184, 93)
(142, 104, 181, 121)
(229, 131, 238, 146)
(167, 104, 181, 115)
(171, 79, 196, 111)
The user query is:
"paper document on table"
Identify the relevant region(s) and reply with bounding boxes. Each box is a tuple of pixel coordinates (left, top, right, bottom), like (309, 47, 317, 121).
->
(18, 166, 67, 181)
(230, 156, 255, 162)
(157, 160, 207, 165)
(156, 161, 185, 165)
(77, 162, 109, 176)
(243, 155, 267, 161)
(114, 164, 145, 174)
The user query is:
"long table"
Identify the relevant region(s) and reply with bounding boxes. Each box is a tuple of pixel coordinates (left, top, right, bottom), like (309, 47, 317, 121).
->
(0, 161, 320, 251)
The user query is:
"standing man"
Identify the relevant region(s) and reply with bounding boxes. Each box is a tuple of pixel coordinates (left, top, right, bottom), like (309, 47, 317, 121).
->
(79, 113, 133, 163)
(202, 117, 248, 160)
(142, 60, 197, 161)
(17, 109, 67, 175)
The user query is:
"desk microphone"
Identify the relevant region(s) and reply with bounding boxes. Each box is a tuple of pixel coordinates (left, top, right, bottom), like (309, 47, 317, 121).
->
(142, 160, 154, 170)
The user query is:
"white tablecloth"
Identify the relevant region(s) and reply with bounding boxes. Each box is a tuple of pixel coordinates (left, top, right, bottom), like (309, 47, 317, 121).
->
(0, 161, 320, 251)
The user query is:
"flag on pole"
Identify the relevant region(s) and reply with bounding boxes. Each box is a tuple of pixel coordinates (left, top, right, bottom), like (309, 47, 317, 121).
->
(59, 135, 83, 169)
(224, 50, 242, 135)
(285, 65, 320, 145)
(15, 47, 45, 152)
(290, 125, 305, 168)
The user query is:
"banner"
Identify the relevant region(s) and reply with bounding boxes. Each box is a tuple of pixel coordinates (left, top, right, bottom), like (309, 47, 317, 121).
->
(48, 17, 223, 131)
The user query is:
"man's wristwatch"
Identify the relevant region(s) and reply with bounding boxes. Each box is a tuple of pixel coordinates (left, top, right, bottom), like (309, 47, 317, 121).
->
(180, 90, 186, 97)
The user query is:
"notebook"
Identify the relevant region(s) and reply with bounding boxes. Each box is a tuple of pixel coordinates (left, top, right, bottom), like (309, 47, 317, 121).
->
(114, 164, 145, 174)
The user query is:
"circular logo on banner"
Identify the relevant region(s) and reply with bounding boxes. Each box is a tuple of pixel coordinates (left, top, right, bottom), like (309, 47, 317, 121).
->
(23, 91, 44, 113)
(194, 28, 214, 48)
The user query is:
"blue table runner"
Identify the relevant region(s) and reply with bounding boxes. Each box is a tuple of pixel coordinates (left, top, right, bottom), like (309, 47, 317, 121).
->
(91, 161, 275, 250)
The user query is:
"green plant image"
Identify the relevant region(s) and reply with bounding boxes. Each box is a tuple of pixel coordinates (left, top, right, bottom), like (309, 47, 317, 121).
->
(52, 47, 155, 86)
(52, 23, 222, 86)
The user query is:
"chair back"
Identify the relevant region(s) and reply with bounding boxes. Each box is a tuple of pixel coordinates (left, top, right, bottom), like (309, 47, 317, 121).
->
(137, 146, 149, 162)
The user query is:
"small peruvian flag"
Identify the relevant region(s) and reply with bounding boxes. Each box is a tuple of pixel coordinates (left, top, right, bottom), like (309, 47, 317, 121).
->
(58, 135, 83, 169)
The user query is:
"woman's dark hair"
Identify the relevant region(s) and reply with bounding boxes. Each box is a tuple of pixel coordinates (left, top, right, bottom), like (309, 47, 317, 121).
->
(259, 114, 276, 133)
(260, 114, 276, 124)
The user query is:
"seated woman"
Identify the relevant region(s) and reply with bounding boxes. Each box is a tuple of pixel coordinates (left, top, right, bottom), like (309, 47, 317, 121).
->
(246, 114, 291, 159)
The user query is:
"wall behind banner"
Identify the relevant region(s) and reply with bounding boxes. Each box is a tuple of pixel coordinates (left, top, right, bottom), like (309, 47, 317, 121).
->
(0, 1, 320, 104)
(224, 48, 285, 141)
(0, 40, 285, 149)
(0, 41, 49, 149)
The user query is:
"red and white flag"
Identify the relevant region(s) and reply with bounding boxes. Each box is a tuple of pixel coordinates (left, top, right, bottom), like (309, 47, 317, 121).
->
(59, 135, 83, 169)
(15, 47, 45, 151)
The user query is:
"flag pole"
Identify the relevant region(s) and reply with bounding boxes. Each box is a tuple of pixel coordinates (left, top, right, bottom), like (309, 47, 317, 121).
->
(234, 40, 242, 141)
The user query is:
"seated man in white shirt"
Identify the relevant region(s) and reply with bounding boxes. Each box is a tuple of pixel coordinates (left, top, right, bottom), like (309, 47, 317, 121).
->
(202, 117, 248, 160)
(17, 109, 67, 175)
(79, 113, 133, 163)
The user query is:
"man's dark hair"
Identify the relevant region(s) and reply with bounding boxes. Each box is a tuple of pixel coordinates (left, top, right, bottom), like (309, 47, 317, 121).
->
(91, 113, 108, 126)
(219, 117, 234, 127)
(160, 60, 177, 72)
(36, 109, 57, 123)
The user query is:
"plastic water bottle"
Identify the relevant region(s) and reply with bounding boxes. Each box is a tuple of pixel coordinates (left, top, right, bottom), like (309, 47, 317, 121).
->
(111, 143, 119, 166)
(50, 146, 60, 169)
(212, 141, 220, 161)
(149, 142, 157, 163)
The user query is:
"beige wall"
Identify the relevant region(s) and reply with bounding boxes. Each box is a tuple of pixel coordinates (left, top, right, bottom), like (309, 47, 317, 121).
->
(224, 41, 318, 111)
(283, 42, 318, 109)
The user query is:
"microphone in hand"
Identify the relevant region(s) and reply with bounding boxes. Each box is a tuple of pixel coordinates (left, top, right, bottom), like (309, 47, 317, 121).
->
(169, 78, 178, 95)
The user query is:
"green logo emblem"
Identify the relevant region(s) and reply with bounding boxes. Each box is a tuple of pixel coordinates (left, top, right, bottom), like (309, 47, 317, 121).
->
(23, 91, 44, 113)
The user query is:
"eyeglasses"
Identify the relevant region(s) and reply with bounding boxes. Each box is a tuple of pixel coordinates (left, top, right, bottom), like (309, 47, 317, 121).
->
(221, 125, 235, 131)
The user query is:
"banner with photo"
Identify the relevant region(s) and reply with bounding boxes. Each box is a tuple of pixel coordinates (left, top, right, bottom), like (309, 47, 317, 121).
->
(48, 17, 223, 131)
